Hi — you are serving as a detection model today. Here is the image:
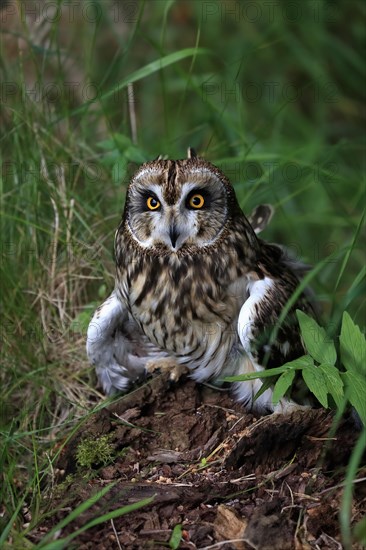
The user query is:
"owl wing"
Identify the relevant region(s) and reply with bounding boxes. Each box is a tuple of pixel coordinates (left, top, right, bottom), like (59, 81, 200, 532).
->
(86, 290, 162, 395)
(237, 274, 304, 363)
(235, 242, 316, 411)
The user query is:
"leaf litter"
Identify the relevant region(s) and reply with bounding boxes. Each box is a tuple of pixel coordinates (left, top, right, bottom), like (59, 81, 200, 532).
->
(29, 371, 365, 549)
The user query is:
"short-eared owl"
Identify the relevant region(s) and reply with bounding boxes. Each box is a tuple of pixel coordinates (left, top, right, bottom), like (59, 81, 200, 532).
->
(87, 149, 314, 413)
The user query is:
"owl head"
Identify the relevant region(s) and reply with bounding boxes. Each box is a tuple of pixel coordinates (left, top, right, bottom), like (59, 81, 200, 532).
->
(122, 148, 244, 254)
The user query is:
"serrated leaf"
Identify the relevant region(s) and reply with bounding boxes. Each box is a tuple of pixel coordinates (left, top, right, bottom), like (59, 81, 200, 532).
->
(318, 363, 344, 408)
(272, 369, 296, 404)
(302, 364, 328, 407)
(124, 146, 148, 164)
(343, 370, 366, 426)
(296, 310, 337, 365)
(340, 311, 366, 374)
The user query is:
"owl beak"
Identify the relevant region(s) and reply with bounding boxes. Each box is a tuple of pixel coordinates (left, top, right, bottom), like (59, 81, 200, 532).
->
(169, 224, 180, 249)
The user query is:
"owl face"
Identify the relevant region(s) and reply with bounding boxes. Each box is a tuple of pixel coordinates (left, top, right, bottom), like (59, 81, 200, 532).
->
(124, 157, 236, 252)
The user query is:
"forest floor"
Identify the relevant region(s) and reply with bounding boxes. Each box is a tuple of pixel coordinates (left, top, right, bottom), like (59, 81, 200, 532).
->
(30, 373, 365, 550)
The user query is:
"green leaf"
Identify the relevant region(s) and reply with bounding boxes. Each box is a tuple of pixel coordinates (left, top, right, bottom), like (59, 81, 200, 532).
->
(280, 355, 314, 370)
(340, 428, 366, 547)
(354, 516, 366, 545)
(340, 311, 366, 374)
(37, 491, 154, 549)
(98, 284, 107, 299)
(60, 48, 211, 123)
(272, 368, 296, 404)
(70, 304, 97, 334)
(100, 149, 121, 166)
(342, 371, 366, 426)
(124, 146, 148, 164)
(0, 495, 27, 547)
(169, 524, 183, 550)
(318, 363, 344, 408)
(224, 355, 312, 383)
(98, 138, 119, 150)
(114, 133, 133, 149)
(36, 483, 117, 547)
(253, 377, 273, 402)
(296, 310, 337, 365)
(302, 365, 328, 407)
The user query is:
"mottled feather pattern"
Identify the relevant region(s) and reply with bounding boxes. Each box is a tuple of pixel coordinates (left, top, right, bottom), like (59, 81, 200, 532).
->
(87, 152, 316, 413)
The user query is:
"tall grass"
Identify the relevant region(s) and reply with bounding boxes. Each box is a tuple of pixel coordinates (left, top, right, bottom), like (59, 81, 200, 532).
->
(1, 0, 364, 546)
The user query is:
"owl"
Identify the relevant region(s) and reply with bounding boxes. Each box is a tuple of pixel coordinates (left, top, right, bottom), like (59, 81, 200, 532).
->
(87, 149, 315, 413)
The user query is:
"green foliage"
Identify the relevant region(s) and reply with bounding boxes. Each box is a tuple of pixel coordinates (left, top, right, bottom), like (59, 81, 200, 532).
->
(271, 369, 296, 404)
(226, 311, 365, 425)
(169, 524, 183, 550)
(98, 133, 149, 184)
(317, 363, 344, 408)
(273, 310, 366, 425)
(301, 363, 330, 408)
(340, 312, 366, 375)
(343, 370, 366, 427)
(354, 516, 366, 546)
(340, 429, 366, 549)
(0, 1, 364, 546)
(296, 310, 337, 365)
(76, 435, 115, 469)
(33, 484, 154, 549)
(70, 303, 99, 335)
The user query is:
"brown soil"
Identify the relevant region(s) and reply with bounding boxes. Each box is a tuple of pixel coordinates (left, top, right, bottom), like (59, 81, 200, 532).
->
(30, 372, 365, 549)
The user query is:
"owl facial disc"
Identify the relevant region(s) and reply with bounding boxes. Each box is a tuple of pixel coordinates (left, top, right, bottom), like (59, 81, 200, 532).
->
(125, 159, 230, 252)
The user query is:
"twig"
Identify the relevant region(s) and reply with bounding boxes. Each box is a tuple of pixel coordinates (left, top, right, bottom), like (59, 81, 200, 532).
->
(110, 518, 123, 550)
(199, 539, 246, 550)
(128, 83, 137, 144)
(318, 476, 366, 495)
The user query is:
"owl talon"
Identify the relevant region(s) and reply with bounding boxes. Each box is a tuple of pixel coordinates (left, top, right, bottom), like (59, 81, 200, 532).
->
(273, 399, 311, 414)
(146, 359, 187, 383)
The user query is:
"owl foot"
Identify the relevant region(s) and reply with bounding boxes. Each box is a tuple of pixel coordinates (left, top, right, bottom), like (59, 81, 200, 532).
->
(145, 358, 188, 383)
(272, 398, 311, 415)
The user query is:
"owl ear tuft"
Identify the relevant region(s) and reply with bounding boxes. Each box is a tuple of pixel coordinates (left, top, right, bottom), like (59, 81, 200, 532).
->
(247, 204, 275, 234)
(187, 147, 197, 159)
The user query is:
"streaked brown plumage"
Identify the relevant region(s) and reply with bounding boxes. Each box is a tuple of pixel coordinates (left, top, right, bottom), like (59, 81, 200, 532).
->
(87, 149, 315, 412)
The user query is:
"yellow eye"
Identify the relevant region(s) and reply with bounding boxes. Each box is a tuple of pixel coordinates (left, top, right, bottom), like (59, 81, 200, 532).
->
(189, 194, 205, 209)
(147, 196, 161, 210)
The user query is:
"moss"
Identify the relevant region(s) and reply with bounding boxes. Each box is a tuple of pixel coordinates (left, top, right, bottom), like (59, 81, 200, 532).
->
(53, 473, 76, 497)
(76, 434, 115, 469)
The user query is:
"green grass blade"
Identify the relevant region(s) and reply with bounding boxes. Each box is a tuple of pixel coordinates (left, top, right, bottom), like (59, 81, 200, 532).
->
(334, 209, 365, 292)
(53, 48, 212, 123)
(340, 430, 366, 549)
(36, 495, 155, 550)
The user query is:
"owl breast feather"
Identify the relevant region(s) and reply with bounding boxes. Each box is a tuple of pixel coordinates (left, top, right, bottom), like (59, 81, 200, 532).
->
(118, 251, 247, 377)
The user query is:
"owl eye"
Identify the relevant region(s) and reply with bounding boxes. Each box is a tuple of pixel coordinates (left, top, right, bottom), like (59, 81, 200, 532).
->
(146, 196, 161, 210)
(188, 193, 205, 209)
